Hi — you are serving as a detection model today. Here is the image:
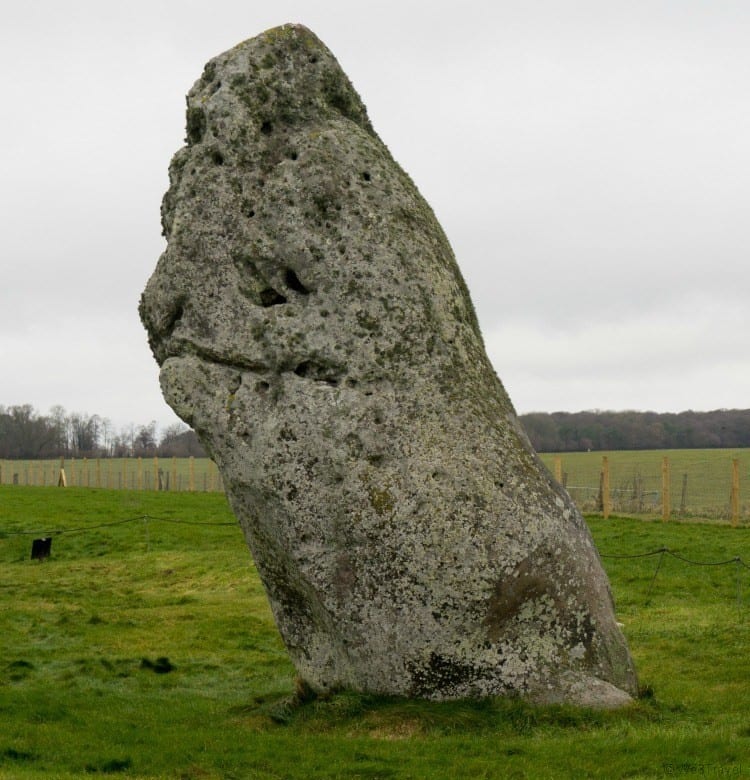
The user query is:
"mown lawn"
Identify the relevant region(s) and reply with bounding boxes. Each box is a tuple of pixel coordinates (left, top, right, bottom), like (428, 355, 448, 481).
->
(1, 486, 749, 778)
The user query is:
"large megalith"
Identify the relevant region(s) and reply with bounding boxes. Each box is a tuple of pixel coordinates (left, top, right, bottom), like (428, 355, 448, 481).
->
(140, 23, 638, 706)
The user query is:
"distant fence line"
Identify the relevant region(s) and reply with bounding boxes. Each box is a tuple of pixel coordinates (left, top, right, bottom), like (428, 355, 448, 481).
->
(0, 457, 223, 493)
(539, 451, 747, 525)
(1, 451, 747, 524)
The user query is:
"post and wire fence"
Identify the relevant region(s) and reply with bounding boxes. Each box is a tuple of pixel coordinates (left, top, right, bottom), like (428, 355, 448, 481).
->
(1, 450, 748, 524)
(541, 450, 747, 525)
(0, 456, 223, 493)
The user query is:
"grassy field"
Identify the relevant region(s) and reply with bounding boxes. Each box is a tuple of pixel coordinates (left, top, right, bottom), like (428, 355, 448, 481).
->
(537, 448, 750, 521)
(0, 458, 221, 492)
(2, 486, 750, 778)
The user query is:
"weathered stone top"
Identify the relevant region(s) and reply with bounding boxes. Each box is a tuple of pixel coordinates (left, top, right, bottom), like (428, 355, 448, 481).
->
(140, 24, 637, 706)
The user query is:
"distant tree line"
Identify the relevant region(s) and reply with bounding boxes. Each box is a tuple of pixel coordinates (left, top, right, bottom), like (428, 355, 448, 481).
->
(5, 403, 750, 458)
(0, 404, 206, 459)
(520, 409, 750, 452)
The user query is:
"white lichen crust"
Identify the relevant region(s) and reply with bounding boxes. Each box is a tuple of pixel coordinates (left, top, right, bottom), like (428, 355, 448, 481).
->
(140, 24, 638, 707)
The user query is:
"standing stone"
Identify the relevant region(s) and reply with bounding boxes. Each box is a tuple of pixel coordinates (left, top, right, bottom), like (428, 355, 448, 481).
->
(140, 24, 637, 706)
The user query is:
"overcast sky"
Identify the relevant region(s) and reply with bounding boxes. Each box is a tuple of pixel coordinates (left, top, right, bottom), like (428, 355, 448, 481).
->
(2, 1, 748, 433)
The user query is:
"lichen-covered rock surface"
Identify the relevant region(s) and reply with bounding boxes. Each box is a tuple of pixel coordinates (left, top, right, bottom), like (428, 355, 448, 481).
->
(140, 23, 638, 706)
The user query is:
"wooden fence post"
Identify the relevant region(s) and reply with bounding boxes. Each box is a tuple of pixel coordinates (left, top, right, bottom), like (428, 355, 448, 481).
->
(137, 457, 143, 491)
(661, 456, 671, 521)
(679, 473, 688, 516)
(153, 456, 160, 491)
(189, 456, 195, 492)
(95, 459, 102, 489)
(602, 456, 611, 519)
(731, 458, 740, 527)
(553, 456, 562, 484)
(58, 457, 67, 487)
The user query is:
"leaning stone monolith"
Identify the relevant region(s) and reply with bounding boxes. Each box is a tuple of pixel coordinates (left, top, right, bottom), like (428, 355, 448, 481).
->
(140, 24, 638, 706)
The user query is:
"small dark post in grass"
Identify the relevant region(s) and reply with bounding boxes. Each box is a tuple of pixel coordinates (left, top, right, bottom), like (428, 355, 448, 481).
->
(31, 538, 52, 561)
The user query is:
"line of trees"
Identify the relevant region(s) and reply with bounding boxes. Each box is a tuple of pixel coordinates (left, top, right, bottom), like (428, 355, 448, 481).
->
(520, 409, 750, 452)
(0, 404, 206, 460)
(5, 404, 750, 459)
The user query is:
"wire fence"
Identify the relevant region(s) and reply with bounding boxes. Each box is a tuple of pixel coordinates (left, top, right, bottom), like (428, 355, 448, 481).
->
(538, 449, 748, 524)
(0, 456, 223, 493)
(1, 450, 748, 523)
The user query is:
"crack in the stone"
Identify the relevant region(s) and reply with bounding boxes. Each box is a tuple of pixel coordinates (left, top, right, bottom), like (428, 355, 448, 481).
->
(167, 341, 345, 387)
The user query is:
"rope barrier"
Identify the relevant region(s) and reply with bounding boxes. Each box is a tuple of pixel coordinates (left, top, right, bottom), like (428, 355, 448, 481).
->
(600, 547, 668, 560)
(599, 545, 750, 609)
(601, 547, 750, 570)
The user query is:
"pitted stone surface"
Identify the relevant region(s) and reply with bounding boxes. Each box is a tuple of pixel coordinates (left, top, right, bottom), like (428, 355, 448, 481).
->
(140, 24, 638, 706)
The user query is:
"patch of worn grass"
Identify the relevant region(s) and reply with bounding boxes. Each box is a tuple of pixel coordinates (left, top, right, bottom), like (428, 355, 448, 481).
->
(1, 488, 750, 778)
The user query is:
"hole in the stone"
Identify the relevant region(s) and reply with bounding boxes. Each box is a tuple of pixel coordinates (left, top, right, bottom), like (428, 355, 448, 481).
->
(345, 378, 358, 388)
(292, 361, 341, 386)
(164, 300, 185, 337)
(211, 150, 224, 165)
(260, 120, 273, 135)
(256, 381, 270, 394)
(285, 268, 309, 295)
(289, 151, 298, 160)
(260, 288, 287, 307)
(362, 172, 371, 181)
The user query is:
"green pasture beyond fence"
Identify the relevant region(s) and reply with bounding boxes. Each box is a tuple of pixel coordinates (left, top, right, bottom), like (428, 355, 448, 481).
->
(1, 449, 747, 523)
(538, 449, 748, 524)
(0, 456, 223, 493)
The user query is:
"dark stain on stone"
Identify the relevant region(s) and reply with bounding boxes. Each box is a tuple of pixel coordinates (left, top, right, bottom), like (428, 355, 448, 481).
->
(408, 652, 481, 698)
(484, 557, 549, 642)
(186, 106, 206, 145)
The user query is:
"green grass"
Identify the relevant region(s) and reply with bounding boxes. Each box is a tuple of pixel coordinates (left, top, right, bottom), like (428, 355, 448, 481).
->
(2, 487, 750, 778)
(0, 458, 221, 492)
(538, 448, 750, 521)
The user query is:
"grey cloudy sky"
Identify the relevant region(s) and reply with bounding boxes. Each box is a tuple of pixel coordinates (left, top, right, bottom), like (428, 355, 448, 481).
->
(1, 1, 748, 432)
